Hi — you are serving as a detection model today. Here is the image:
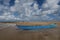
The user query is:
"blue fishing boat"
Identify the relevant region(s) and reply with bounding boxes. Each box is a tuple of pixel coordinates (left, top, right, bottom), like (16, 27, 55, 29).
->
(16, 22, 57, 30)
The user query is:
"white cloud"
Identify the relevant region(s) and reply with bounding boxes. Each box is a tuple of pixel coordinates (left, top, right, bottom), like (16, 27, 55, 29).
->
(33, 3, 38, 10)
(10, 6, 16, 12)
(15, 0, 20, 3)
(0, 0, 60, 22)
(0, 16, 6, 20)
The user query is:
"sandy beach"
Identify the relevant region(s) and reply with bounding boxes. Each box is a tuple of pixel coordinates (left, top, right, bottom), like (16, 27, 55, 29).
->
(0, 22, 60, 40)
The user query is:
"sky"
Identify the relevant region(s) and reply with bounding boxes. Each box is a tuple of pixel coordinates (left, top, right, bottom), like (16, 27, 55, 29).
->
(0, 0, 60, 22)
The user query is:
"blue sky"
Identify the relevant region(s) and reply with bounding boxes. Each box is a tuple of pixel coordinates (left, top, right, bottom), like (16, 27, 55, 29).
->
(0, 0, 60, 22)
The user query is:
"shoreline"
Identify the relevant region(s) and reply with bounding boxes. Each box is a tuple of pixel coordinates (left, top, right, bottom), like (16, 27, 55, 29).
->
(0, 22, 60, 26)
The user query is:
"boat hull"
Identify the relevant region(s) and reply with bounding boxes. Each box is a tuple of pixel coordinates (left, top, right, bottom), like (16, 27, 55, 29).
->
(16, 23, 57, 30)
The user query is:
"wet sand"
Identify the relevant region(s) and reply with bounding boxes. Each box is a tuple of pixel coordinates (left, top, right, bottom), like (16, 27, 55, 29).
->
(0, 22, 60, 40)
